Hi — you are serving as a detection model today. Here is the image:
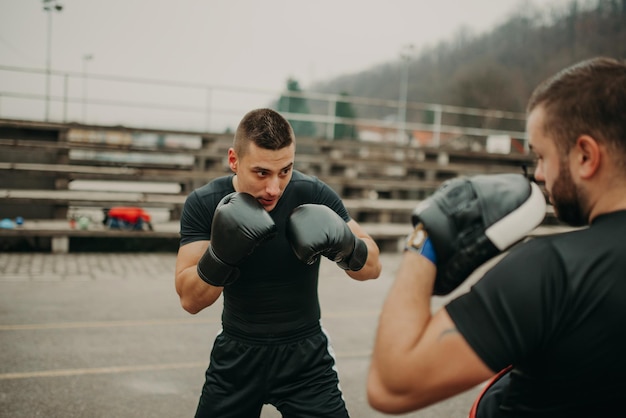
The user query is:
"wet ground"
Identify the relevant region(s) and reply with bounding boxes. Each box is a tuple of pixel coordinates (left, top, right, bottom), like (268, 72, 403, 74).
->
(0, 252, 486, 418)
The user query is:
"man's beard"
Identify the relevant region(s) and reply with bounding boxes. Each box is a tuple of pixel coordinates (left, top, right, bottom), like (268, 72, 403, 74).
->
(551, 164, 588, 227)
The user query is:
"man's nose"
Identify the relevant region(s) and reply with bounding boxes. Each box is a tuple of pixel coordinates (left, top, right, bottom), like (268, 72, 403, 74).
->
(533, 165, 544, 182)
(266, 177, 280, 196)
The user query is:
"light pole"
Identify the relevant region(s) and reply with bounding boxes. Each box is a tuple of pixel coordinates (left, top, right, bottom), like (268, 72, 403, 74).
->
(397, 44, 414, 143)
(82, 54, 93, 123)
(42, 0, 63, 122)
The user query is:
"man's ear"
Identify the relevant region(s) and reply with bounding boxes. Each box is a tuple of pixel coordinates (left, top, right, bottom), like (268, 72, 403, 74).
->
(227, 148, 238, 173)
(574, 135, 600, 179)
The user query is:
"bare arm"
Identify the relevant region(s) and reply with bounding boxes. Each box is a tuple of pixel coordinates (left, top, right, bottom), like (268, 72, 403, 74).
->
(345, 219, 382, 281)
(175, 240, 223, 314)
(367, 251, 494, 414)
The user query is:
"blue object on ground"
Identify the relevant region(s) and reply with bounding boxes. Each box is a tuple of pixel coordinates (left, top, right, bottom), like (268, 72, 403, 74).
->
(0, 218, 15, 229)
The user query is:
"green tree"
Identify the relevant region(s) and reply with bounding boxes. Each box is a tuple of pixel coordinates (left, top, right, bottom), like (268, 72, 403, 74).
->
(277, 78, 316, 137)
(333, 92, 358, 140)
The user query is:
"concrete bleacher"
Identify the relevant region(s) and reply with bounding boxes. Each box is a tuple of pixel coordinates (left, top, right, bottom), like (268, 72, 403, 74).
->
(0, 118, 558, 253)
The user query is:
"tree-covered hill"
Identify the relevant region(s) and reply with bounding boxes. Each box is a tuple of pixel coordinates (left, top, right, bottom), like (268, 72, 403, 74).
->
(310, 0, 625, 117)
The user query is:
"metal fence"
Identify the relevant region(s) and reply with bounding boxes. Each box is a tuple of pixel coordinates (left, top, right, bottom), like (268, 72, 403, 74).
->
(0, 64, 529, 152)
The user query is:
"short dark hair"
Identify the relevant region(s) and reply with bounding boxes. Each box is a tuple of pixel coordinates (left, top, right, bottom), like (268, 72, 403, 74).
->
(527, 57, 626, 165)
(234, 108, 295, 157)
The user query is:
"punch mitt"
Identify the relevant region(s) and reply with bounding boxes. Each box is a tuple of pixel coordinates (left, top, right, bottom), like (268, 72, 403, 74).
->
(197, 192, 277, 286)
(409, 173, 546, 295)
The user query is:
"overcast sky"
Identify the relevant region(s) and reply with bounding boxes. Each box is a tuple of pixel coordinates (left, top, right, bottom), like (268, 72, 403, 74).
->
(0, 0, 571, 130)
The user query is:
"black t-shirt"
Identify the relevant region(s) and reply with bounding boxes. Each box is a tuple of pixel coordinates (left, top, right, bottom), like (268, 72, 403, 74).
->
(446, 210, 626, 417)
(179, 170, 351, 336)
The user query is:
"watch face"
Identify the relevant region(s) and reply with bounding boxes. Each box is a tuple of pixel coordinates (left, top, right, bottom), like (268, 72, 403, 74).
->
(406, 223, 428, 250)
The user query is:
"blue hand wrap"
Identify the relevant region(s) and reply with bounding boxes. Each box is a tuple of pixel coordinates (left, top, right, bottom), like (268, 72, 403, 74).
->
(405, 224, 437, 265)
(419, 237, 437, 265)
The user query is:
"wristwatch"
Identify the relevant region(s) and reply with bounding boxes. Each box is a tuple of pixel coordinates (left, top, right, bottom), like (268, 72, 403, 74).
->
(405, 223, 429, 254)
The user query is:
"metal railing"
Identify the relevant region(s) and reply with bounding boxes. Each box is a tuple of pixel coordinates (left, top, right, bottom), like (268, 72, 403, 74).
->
(0, 64, 528, 152)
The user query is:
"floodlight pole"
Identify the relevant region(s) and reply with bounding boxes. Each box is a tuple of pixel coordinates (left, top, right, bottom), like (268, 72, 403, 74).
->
(42, 0, 63, 121)
(397, 44, 414, 143)
(82, 54, 93, 123)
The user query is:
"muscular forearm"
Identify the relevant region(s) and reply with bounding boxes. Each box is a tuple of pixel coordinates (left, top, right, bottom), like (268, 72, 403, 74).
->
(368, 253, 498, 413)
(175, 266, 223, 314)
(369, 252, 435, 398)
(346, 236, 382, 281)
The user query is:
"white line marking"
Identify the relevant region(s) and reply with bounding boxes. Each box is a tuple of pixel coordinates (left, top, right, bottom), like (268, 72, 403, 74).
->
(0, 311, 380, 331)
(0, 352, 372, 380)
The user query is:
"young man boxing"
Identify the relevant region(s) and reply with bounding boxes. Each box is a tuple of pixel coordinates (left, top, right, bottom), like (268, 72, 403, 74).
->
(175, 108, 381, 417)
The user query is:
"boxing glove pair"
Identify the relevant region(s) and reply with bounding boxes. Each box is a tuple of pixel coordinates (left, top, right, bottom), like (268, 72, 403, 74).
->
(197, 192, 367, 287)
(406, 173, 547, 295)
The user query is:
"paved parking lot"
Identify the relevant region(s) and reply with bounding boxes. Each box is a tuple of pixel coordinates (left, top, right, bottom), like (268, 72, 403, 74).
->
(0, 252, 484, 418)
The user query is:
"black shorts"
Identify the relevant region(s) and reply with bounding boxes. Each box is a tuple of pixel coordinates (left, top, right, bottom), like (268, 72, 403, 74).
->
(194, 323, 349, 418)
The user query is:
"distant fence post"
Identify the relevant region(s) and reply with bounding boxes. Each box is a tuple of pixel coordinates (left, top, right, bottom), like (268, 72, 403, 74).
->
(205, 87, 212, 132)
(433, 104, 442, 147)
(325, 97, 337, 140)
(63, 73, 68, 122)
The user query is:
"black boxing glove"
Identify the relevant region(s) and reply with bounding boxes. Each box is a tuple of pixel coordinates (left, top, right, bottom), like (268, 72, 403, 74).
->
(408, 173, 546, 295)
(197, 192, 277, 286)
(287, 204, 368, 271)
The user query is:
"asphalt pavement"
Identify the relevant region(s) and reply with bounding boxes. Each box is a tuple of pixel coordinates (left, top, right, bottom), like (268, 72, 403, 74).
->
(0, 251, 486, 418)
